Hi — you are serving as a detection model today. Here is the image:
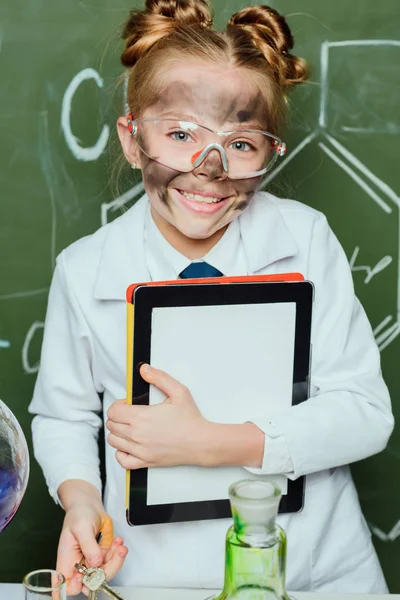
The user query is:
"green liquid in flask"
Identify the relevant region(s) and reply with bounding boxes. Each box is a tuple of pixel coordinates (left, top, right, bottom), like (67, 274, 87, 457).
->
(209, 479, 290, 600)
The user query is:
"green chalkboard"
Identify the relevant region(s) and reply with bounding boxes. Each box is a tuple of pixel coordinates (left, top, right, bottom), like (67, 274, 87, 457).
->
(0, 0, 399, 591)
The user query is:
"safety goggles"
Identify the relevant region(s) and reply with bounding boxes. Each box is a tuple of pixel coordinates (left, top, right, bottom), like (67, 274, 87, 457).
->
(127, 115, 286, 180)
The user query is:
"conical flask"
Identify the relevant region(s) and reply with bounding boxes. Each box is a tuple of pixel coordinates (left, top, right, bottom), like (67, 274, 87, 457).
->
(210, 479, 290, 600)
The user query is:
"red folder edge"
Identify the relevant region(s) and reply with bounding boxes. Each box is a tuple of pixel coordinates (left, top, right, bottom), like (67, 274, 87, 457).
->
(126, 272, 304, 303)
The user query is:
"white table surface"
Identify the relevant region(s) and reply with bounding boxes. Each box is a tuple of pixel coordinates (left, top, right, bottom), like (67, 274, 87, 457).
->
(2, 584, 400, 600)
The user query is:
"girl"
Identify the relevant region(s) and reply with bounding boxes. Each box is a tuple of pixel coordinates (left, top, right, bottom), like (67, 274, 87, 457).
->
(29, 0, 394, 594)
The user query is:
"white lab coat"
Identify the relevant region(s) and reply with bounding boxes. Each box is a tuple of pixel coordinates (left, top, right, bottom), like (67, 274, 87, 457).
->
(29, 192, 394, 592)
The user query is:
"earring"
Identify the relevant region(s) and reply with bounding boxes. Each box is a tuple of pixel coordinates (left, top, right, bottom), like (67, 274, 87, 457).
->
(131, 162, 137, 169)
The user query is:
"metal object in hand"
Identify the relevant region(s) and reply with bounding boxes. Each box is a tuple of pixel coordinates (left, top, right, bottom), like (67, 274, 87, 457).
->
(75, 564, 125, 600)
(83, 567, 107, 591)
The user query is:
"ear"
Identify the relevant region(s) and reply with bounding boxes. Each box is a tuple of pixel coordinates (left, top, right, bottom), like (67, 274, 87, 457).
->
(116, 116, 142, 168)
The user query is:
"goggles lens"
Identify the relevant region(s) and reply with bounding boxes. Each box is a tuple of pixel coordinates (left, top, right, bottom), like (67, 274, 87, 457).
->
(130, 118, 286, 179)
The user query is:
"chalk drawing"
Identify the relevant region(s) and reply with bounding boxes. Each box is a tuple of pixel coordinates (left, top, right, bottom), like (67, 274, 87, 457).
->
(0, 340, 10, 349)
(262, 39, 400, 352)
(61, 68, 110, 162)
(318, 142, 392, 214)
(349, 246, 393, 284)
(372, 315, 400, 351)
(101, 180, 145, 226)
(0, 288, 48, 301)
(22, 321, 44, 375)
(323, 133, 400, 208)
(373, 315, 393, 337)
(368, 520, 400, 542)
(375, 321, 400, 352)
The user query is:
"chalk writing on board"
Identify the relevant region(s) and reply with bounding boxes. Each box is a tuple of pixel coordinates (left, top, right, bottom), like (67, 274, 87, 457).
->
(101, 180, 145, 227)
(0, 340, 10, 349)
(373, 316, 400, 352)
(368, 520, 400, 542)
(349, 247, 393, 284)
(61, 68, 110, 162)
(0, 288, 48, 301)
(262, 39, 400, 353)
(22, 321, 44, 375)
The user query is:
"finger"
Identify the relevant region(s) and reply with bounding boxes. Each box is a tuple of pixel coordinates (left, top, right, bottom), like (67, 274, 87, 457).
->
(140, 364, 187, 398)
(73, 523, 103, 568)
(102, 536, 123, 561)
(107, 402, 145, 424)
(102, 538, 129, 581)
(56, 532, 81, 575)
(116, 450, 147, 470)
(107, 433, 142, 456)
(105, 535, 124, 549)
(56, 531, 86, 595)
(106, 419, 133, 441)
(66, 571, 84, 596)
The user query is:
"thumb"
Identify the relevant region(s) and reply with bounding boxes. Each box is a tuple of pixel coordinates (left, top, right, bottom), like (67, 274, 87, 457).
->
(74, 523, 103, 567)
(56, 523, 101, 596)
(140, 364, 188, 400)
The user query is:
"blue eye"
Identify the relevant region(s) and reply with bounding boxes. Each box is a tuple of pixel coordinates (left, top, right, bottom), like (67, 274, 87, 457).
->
(171, 131, 193, 142)
(229, 141, 252, 152)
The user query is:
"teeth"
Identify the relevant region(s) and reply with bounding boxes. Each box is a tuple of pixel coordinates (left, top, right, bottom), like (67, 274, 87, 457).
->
(181, 191, 222, 203)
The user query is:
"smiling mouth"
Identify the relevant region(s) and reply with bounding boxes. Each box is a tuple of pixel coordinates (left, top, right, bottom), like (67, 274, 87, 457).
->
(178, 189, 229, 204)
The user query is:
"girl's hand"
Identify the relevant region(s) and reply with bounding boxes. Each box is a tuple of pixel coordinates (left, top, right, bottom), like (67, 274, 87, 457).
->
(56, 507, 128, 596)
(106, 364, 210, 469)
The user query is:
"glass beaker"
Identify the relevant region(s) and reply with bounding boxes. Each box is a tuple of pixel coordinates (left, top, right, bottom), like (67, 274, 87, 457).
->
(23, 569, 66, 600)
(210, 479, 290, 600)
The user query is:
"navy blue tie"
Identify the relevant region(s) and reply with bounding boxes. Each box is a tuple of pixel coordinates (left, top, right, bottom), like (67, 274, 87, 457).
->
(179, 261, 223, 279)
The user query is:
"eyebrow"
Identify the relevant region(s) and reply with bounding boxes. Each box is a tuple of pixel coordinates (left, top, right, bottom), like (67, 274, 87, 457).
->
(159, 111, 200, 122)
(234, 122, 265, 131)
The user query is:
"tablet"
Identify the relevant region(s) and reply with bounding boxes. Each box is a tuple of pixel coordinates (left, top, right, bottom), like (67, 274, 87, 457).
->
(126, 277, 313, 526)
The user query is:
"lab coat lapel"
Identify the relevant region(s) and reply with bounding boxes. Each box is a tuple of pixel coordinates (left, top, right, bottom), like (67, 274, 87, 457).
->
(239, 192, 299, 274)
(94, 194, 150, 300)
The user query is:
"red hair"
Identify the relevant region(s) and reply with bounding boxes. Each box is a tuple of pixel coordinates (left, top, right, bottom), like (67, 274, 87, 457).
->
(121, 1, 308, 134)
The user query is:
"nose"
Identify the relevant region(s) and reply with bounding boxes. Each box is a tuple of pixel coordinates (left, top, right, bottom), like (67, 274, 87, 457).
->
(191, 143, 229, 181)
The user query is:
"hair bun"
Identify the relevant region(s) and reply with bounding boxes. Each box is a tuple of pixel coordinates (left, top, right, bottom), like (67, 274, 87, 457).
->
(228, 5, 308, 88)
(121, 0, 213, 68)
(145, 0, 212, 26)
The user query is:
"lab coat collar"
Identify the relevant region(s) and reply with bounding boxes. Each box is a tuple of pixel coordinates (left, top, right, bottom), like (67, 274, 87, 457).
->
(239, 191, 299, 274)
(94, 195, 150, 300)
(94, 191, 298, 300)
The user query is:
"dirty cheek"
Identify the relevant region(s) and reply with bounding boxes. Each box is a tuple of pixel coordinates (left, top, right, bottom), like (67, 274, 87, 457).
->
(233, 176, 262, 212)
(141, 155, 181, 207)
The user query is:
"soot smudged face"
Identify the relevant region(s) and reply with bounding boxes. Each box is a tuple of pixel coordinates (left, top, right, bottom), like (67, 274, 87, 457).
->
(139, 61, 269, 252)
(143, 154, 260, 212)
(141, 155, 179, 207)
(156, 77, 268, 129)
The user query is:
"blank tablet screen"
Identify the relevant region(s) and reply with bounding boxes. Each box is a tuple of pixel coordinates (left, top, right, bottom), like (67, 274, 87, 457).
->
(147, 302, 296, 505)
